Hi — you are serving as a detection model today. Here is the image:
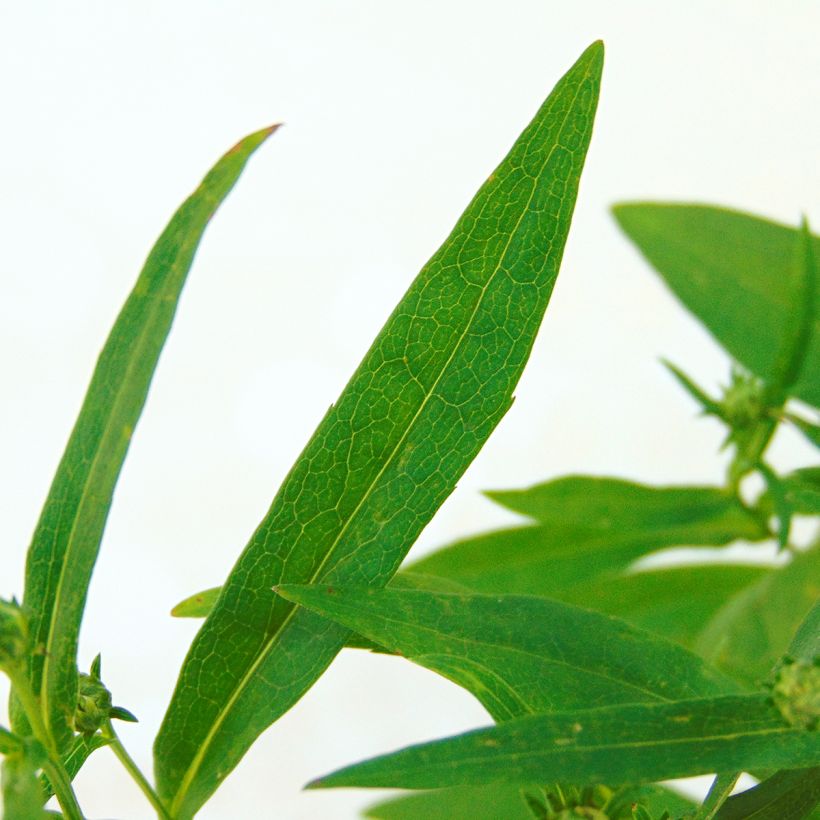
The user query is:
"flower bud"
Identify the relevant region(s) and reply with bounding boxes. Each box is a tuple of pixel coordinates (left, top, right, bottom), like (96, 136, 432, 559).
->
(720, 369, 766, 429)
(74, 672, 113, 736)
(73, 655, 138, 736)
(770, 656, 820, 730)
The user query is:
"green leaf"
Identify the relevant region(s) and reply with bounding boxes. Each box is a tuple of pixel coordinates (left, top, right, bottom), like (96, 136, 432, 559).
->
(715, 766, 820, 820)
(408, 483, 768, 599)
(364, 783, 695, 820)
(40, 734, 110, 801)
(778, 468, 820, 516)
(17, 126, 278, 751)
(788, 601, 820, 663)
(154, 42, 604, 818)
(558, 564, 771, 649)
(696, 546, 820, 685)
(765, 217, 817, 405)
(612, 204, 820, 407)
(0, 726, 23, 756)
(364, 783, 536, 820)
(170, 587, 221, 619)
(306, 694, 820, 791)
(485, 476, 760, 534)
(2, 749, 48, 819)
(276, 585, 740, 721)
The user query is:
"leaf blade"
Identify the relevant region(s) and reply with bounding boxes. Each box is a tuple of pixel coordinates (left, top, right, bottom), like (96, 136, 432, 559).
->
(307, 695, 820, 791)
(409, 480, 768, 599)
(696, 546, 820, 685)
(612, 203, 820, 407)
(155, 43, 605, 816)
(19, 126, 277, 750)
(276, 585, 740, 721)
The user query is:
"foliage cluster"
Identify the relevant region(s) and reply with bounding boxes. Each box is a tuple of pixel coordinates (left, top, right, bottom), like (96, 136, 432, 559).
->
(2, 42, 818, 819)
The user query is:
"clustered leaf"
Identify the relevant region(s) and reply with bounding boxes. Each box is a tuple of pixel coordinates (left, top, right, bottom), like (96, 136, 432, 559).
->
(3, 37, 818, 820)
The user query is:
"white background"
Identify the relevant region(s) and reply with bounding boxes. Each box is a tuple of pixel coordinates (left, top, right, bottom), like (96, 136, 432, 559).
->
(1, 3, 818, 818)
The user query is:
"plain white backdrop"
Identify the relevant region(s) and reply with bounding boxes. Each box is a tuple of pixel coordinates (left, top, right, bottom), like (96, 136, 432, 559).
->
(1, 3, 818, 817)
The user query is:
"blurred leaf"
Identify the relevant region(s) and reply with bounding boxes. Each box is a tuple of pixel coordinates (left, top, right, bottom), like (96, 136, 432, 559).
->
(0, 726, 23, 756)
(779, 468, 820, 516)
(612, 204, 820, 407)
(788, 601, 820, 663)
(765, 218, 817, 405)
(696, 546, 820, 685)
(2, 749, 48, 819)
(715, 766, 820, 820)
(558, 564, 770, 648)
(409, 482, 768, 599)
(364, 783, 535, 819)
(364, 782, 695, 820)
(485, 476, 757, 532)
(154, 43, 605, 818)
(307, 694, 820, 791)
(277, 585, 739, 721)
(18, 126, 278, 750)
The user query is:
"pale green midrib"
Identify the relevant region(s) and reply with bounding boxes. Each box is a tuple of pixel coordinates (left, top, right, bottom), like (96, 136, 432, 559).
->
(168, 71, 591, 815)
(354, 608, 715, 703)
(39, 256, 192, 739)
(348, 725, 795, 777)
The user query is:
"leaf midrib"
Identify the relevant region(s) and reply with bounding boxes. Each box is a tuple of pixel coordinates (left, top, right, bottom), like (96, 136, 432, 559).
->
(168, 72, 589, 815)
(349, 724, 796, 780)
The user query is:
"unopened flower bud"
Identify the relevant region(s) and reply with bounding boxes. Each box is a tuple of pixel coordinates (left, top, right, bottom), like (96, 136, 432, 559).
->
(769, 656, 820, 730)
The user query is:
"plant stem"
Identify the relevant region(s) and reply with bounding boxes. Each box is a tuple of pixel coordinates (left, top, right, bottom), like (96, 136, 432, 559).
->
(696, 772, 740, 819)
(103, 722, 171, 820)
(7, 667, 85, 820)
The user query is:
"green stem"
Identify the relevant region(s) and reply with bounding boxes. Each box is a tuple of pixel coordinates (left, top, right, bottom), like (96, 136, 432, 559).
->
(7, 667, 85, 820)
(696, 772, 740, 820)
(102, 722, 171, 820)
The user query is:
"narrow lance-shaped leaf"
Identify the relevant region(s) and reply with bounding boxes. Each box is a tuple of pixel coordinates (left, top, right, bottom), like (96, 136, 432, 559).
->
(556, 564, 771, 649)
(17, 126, 277, 751)
(483, 476, 763, 534)
(307, 694, 820, 791)
(408, 481, 768, 599)
(155, 42, 604, 817)
(612, 204, 820, 407)
(276, 585, 740, 721)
